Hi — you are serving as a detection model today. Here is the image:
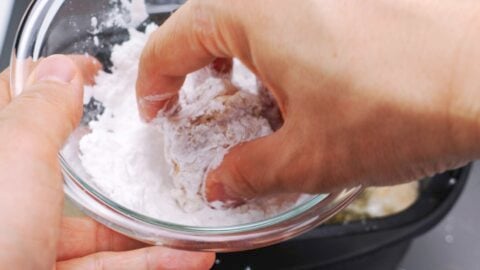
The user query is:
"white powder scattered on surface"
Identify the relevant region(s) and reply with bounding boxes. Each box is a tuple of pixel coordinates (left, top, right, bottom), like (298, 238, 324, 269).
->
(71, 26, 307, 226)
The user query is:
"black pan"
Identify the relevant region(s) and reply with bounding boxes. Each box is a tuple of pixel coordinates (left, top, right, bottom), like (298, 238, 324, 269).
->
(212, 167, 470, 270)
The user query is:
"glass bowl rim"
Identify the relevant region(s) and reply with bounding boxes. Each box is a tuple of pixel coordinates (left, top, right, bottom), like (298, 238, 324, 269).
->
(61, 154, 334, 233)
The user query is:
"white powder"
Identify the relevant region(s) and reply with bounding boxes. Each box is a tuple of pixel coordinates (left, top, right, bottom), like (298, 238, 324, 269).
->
(73, 26, 306, 226)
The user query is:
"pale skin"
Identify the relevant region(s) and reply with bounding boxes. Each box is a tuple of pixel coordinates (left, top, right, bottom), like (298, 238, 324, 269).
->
(137, 0, 480, 202)
(3, 0, 480, 268)
(0, 55, 214, 269)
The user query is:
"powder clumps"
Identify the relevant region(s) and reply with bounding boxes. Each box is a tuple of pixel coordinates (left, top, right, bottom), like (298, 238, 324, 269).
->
(158, 71, 275, 212)
(74, 26, 305, 226)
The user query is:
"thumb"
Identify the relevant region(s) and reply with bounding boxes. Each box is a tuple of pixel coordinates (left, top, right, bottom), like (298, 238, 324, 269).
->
(136, 0, 251, 121)
(0, 55, 85, 268)
(1, 55, 84, 152)
(205, 129, 295, 203)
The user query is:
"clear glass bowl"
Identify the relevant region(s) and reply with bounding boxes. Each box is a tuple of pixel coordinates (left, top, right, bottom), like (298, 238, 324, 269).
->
(11, 0, 362, 251)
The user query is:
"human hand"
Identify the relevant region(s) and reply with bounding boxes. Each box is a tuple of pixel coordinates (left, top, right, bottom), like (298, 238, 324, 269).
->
(0, 55, 214, 269)
(136, 0, 480, 201)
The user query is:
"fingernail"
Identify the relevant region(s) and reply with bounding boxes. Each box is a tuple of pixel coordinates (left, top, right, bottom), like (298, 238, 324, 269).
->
(138, 99, 162, 122)
(159, 95, 179, 117)
(33, 55, 77, 84)
(139, 93, 179, 121)
(206, 180, 229, 202)
(205, 178, 244, 207)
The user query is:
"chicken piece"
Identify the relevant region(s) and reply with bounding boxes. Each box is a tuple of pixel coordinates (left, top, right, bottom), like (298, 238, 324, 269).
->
(157, 69, 276, 212)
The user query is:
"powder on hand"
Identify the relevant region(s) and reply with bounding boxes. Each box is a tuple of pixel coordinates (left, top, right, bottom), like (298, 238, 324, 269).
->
(158, 69, 276, 212)
(75, 26, 305, 227)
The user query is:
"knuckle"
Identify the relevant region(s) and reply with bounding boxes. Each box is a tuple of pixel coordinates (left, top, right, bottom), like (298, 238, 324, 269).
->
(20, 85, 79, 130)
(189, 0, 231, 56)
(148, 33, 171, 69)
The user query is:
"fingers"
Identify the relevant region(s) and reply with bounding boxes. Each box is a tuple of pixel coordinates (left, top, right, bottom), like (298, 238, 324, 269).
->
(0, 55, 87, 269)
(66, 55, 102, 85)
(0, 68, 11, 109)
(205, 128, 295, 202)
(0, 55, 100, 268)
(57, 218, 215, 269)
(57, 218, 146, 261)
(13, 55, 101, 93)
(136, 0, 247, 121)
(0, 54, 101, 153)
(1, 55, 85, 151)
(56, 247, 215, 270)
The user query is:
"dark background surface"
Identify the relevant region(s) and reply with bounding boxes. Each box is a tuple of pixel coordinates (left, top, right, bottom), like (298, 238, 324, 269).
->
(0, 0, 30, 69)
(1, 1, 479, 269)
(399, 163, 480, 270)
